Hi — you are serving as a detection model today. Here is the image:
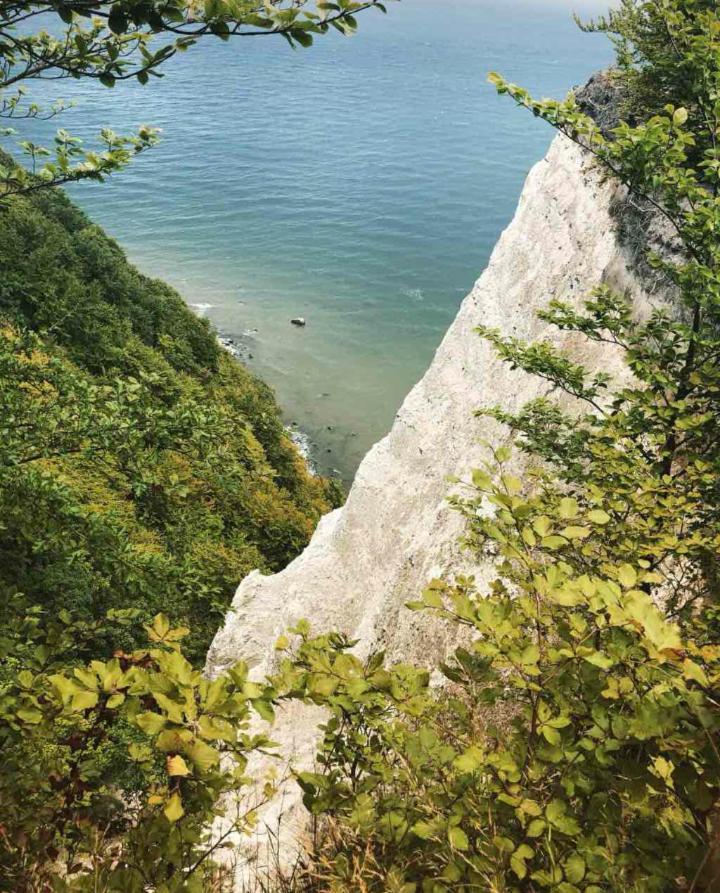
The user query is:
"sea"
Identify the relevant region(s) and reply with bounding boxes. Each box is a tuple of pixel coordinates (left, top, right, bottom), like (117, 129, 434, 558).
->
(16, 0, 614, 482)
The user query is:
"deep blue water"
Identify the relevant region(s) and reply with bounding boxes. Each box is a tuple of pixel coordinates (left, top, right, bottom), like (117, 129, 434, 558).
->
(17, 0, 613, 480)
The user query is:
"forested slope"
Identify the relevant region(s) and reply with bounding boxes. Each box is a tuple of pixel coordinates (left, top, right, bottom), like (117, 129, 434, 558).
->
(0, 167, 338, 663)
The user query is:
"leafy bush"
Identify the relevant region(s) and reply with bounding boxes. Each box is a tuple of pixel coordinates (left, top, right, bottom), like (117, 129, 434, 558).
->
(0, 610, 281, 892)
(284, 468, 720, 890)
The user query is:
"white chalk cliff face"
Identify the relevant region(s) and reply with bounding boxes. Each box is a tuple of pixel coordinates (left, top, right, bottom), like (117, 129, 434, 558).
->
(206, 133, 666, 881)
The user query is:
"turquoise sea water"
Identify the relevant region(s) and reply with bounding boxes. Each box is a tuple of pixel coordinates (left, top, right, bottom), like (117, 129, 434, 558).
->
(19, 0, 612, 481)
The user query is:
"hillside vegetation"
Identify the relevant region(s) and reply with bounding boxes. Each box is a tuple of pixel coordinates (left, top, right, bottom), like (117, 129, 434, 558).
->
(0, 169, 338, 664)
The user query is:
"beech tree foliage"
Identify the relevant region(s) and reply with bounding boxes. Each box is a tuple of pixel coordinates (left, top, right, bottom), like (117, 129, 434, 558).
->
(1, 611, 283, 892)
(0, 0, 395, 196)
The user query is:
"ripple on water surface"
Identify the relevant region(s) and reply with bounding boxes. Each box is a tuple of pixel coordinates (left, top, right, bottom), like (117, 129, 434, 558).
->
(21, 0, 612, 482)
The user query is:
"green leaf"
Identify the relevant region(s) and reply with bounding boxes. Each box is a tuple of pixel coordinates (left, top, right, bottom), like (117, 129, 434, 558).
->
(422, 587, 444, 609)
(561, 526, 590, 540)
(564, 854, 586, 884)
(17, 706, 43, 724)
(583, 651, 614, 670)
(545, 798, 567, 824)
(510, 853, 528, 879)
(71, 690, 99, 712)
(455, 746, 484, 773)
(542, 724, 562, 745)
(135, 711, 167, 735)
(472, 468, 492, 490)
(541, 535, 568, 550)
(559, 497, 579, 519)
(164, 791, 184, 822)
(526, 819, 546, 837)
(502, 474, 523, 495)
(252, 698, 275, 723)
(412, 820, 435, 840)
(683, 658, 709, 687)
(108, 6, 128, 34)
(49, 674, 77, 704)
(587, 509, 610, 525)
(448, 826, 469, 850)
(518, 799, 542, 817)
(291, 29, 314, 47)
(618, 564, 637, 589)
(167, 754, 191, 777)
(184, 738, 221, 772)
(148, 613, 171, 641)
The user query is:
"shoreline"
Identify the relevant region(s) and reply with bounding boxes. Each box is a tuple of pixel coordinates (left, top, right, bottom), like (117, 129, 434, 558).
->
(192, 294, 353, 484)
(216, 332, 320, 477)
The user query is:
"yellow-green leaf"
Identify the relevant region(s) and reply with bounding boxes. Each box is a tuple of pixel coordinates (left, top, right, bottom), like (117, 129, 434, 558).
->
(561, 526, 590, 540)
(588, 509, 610, 525)
(559, 497, 579, 519)
(148, 613, 171, 642)
(541, 535, 568, 550)
(526, 818, 546, 837)
(564, 854, 586, 884)
(448, 826, 469, 850)
(167, 754, 191, 777)
(70, 690, 99, 712)
(618, 564, 637, 589)
(683, 658, 709, 687)
(135, 711, 167, 736)
(164, 791, 184, 822)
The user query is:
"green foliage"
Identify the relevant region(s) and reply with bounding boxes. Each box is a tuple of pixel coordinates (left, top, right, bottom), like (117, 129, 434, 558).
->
(577, 0, 720, 152)
(0, 179, 336, 665)
(8, 1, 720, 890)
(0, 611, 281, 891)
(272, 2, 720, 890)
(283, 471, 720, 890)
(0, 0, 397, 196)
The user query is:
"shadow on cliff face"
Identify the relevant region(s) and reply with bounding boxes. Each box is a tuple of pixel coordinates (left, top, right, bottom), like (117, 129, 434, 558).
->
(575, 70, 683, 310)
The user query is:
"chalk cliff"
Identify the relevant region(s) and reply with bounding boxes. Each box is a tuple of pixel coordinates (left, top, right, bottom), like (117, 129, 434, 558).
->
(206, 129, 669, 884)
